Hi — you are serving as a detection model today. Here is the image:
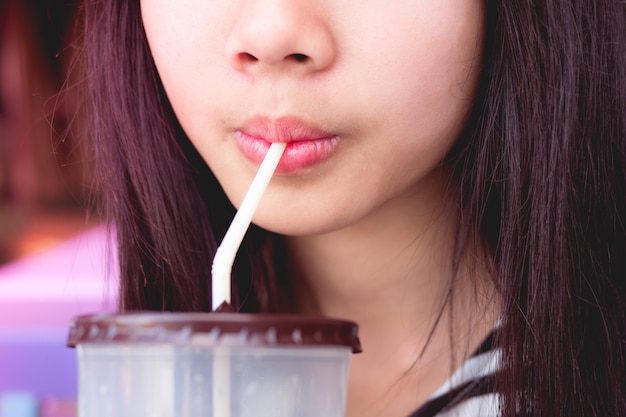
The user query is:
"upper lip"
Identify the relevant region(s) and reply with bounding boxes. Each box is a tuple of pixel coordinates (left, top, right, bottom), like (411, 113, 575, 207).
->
(239, 116, 336, 143)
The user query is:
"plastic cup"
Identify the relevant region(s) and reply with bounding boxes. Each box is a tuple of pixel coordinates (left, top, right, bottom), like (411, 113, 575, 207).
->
(67, 312, 360, 417)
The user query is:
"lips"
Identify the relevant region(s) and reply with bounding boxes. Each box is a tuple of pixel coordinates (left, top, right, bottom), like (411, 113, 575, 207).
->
(235, 117, 340, 173)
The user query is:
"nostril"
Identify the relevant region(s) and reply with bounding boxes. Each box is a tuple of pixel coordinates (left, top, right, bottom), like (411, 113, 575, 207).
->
(290, 53, 309, 62)
(239, 52, 258, 62)
(238, 52, 308, 64)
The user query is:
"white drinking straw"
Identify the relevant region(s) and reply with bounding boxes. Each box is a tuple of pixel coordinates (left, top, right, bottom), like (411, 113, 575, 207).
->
(212, 347, 231, 417)
(210, 142, 286, 417)
(211, 141, 287, 310)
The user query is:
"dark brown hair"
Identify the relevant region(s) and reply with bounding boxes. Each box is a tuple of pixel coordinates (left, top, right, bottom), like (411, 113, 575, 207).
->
(77, 0, 625, 416)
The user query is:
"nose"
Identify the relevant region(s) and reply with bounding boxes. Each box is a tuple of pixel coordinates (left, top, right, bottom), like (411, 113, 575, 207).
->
(225, 1, 337, 74)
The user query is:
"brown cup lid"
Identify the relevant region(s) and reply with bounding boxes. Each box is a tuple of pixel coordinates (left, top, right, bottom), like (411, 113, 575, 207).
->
(67, 312, 362, 353)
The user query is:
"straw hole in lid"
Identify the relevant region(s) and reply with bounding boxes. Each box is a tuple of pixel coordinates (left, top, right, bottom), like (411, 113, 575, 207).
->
(176, 325, 193, 343)
(292, 329, 303, 344)
(236, 328, 250, 343)
(266, 327, 278, 344)
(88, 324, 99, 339)
(207, 327, 221, 343)
(105, 324, 118, 340)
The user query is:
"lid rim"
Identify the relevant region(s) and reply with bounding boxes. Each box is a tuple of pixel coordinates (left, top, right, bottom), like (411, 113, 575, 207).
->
(67, 312, 362, 353)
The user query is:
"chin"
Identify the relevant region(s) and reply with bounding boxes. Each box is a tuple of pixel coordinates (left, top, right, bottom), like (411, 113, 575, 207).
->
(251, 219, 323, 237)
(251, 212, 350, 237)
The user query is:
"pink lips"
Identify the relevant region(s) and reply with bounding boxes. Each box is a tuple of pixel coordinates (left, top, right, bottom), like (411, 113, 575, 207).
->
(236, 117, 339, 173)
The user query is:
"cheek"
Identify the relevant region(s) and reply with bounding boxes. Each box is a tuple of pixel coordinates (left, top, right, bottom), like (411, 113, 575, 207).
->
(348, 4, 482, 103)
(375, 6, 483, 139)
(141, 2, 229, 112)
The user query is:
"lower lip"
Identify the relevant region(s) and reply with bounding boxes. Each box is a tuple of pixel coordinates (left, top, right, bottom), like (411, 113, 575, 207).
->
(235, 132, 340, 173)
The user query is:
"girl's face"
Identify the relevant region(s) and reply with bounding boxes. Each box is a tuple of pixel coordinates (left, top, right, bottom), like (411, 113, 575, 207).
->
(141, 1, 484, 235)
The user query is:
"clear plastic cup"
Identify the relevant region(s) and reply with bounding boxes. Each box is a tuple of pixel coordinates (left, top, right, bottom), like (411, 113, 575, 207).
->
(67, 313, 360, 417)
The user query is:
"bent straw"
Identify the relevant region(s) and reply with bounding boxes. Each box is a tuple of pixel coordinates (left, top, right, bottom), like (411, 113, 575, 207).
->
(211, 142, 285, 417)
(211, 142, 287, 311)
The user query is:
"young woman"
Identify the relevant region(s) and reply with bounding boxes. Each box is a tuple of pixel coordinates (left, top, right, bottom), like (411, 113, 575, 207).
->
(76, 0, 626, 416)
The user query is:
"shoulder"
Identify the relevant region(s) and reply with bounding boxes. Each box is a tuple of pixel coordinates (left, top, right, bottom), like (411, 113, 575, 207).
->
(408, 331, 502, 417)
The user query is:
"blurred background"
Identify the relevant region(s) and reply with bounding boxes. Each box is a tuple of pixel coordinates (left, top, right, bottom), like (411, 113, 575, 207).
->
(0, 0, 86, 261)
(0, 1, 116, 416)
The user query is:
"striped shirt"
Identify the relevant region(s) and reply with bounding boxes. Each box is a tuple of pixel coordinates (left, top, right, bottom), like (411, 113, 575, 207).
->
(408, 332, 501, 417)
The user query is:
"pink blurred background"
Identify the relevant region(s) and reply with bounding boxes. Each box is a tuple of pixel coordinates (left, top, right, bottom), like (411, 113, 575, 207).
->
(0, 1, 114, 416)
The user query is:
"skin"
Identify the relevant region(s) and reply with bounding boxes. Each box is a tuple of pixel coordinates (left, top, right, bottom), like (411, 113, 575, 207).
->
(141, 1, 498, 416)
